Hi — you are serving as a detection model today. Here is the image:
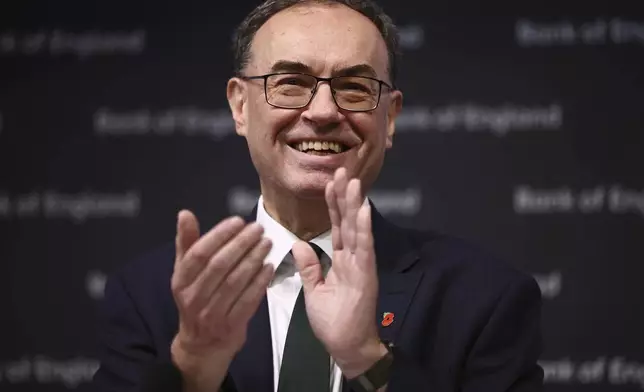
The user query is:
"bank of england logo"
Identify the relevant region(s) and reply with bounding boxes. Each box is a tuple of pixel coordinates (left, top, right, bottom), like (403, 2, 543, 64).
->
(516, 18, 644, 47)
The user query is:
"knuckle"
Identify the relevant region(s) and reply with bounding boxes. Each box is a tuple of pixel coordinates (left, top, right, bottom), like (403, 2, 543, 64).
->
(189, 249, 211, 264)
(249, 243, 265, 259)
(197, 308, 212, 326)
(239, 225, 262, 246)
(236, 291, 253, 309)
(203, 295, 224, 321)
(207, 255, 228, 276)
(230, 262, 253, 285)
(219, 275, 235, 293)
(200, 305, 222, 328)
(244, 244, 267, 268)
(182, 290, 202, 315)
(170, 277, 182, 293)
(249, 257, 264, 276)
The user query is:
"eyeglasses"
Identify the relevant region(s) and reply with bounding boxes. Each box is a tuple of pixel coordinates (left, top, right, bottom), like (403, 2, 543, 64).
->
(240, 72, 393, 112)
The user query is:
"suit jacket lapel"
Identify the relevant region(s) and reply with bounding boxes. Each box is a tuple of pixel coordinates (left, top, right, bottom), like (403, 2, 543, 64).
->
(370, 202, 424, 343)
(228, 295, 274, 392)
(228, 206, 274, 392)
(342, 203, 424, 392)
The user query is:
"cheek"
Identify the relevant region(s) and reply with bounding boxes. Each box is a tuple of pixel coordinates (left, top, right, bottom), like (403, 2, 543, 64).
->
(248, 102, 299, 144)
(353, 112, 388, 146)
(351, 113, 390, 170)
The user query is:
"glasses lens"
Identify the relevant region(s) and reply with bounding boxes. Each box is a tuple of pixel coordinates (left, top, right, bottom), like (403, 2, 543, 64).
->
(264, 74, 381, 111)
(331, 76, 380, 111)
(266, 73, 316, 108)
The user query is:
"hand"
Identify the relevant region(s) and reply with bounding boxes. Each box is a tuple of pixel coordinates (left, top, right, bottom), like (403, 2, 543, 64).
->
(292, 167, 386, 378)
(170, 210, 274, 391)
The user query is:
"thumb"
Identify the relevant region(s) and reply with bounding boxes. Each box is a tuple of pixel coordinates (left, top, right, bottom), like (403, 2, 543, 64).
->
(292, 240, 324, 292)
(175, 209, 200, 262)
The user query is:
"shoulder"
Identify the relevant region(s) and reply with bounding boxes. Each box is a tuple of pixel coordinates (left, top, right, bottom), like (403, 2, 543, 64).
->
(103, 241, 176, 311)
(112, 241, 175, 286)
(397, 223, 540, 300)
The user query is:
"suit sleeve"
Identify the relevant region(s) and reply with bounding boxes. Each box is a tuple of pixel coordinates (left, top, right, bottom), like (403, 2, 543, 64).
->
(458, 275, 544, 392)
(385, 275, 544, 392)
(91, 272, 238, 392)
(91, 271, 162, 392)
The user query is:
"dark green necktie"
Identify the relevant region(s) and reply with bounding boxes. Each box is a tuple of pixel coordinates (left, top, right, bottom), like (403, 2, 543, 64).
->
(277, 242, 330, 392)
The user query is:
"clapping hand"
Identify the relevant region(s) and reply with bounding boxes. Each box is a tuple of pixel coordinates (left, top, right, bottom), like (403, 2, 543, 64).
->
(292, 167, 388, 378)
(170, 212, 275, 390)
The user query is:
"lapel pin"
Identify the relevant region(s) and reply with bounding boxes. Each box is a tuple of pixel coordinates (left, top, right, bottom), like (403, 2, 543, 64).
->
(381, 312, 394, 327)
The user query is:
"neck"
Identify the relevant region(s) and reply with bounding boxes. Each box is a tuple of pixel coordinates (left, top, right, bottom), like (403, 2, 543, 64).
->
(259, 183, 333, 241)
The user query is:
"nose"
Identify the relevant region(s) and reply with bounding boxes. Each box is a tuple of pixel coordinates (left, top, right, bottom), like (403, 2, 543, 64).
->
(301, 83, 343, 127)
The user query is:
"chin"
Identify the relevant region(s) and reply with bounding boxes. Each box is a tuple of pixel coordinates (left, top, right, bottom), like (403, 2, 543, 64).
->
(281, 173, 333, 199)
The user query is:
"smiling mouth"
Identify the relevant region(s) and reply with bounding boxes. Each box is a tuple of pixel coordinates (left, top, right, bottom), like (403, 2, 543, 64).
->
(288, 140, 350, 155)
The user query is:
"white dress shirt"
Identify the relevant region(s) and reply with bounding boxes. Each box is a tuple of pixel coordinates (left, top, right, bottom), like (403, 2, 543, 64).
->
(255, 195, 343, 392)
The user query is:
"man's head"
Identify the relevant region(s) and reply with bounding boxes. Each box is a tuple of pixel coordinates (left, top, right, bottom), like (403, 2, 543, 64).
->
(227, 0, 403, 200)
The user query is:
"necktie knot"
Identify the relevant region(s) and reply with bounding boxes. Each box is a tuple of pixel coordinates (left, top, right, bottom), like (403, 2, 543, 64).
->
(308, 242, 325, 260)
(308, 242, 331, 277)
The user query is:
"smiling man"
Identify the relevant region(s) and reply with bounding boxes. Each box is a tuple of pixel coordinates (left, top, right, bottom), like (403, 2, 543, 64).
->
(92, 1, 544, 392)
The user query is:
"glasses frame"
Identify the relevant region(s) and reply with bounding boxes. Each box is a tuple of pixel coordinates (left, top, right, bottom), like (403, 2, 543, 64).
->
(240, 72, 394, 112)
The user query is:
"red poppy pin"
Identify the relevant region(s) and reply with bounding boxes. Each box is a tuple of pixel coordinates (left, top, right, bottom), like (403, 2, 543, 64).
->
(381, 312, 394, 327)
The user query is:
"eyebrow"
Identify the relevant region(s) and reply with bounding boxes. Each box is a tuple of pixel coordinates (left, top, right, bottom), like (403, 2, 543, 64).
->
(269, 60, 379, 78)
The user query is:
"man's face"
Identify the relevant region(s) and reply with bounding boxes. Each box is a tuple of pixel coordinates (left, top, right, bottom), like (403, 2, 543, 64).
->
(228, 3, 403, 199)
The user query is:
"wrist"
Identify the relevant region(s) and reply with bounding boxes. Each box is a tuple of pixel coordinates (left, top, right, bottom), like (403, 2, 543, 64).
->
(170, 338, 235, 392)
(336, 337, 389, 379)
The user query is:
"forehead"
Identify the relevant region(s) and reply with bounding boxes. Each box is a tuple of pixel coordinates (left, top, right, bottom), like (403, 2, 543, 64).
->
(248, 4, 389, 79)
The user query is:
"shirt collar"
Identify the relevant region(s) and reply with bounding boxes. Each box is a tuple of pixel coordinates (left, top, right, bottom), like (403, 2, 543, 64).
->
(255, 195, 369, 270)
(256, 194, 312, 272)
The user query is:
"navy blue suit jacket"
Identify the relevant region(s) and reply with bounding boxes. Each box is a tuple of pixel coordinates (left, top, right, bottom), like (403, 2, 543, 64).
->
(92, 205, 543, 391)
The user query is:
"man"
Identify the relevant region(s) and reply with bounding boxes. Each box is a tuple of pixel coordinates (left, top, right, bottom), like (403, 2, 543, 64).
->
(92, 1, 544, 391)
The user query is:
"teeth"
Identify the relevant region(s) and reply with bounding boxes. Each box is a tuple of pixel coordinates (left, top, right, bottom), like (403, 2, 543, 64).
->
(294, 141, 343, 153)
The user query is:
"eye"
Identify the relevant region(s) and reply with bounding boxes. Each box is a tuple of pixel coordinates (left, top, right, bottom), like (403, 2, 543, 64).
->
(333, 77, 377, 94)
(282, 78, 304, 85)
(343, 82, 371, 92)
(273, 75, 314, 87)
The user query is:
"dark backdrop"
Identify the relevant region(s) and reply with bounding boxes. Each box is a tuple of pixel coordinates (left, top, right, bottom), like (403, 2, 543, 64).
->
(1, 1, 643, 391)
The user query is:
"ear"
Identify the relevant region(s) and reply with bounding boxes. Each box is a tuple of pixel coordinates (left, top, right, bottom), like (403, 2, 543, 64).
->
(385, 90, 403, 149)
(227, 77, 248, 137)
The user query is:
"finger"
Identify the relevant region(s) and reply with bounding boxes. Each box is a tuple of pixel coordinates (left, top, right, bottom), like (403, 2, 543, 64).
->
(292, 240, 324, 294)
(333, 167, 349, 218)
(341, 179, 362, 252)
(195, 222, 265, 301)
(200, 237, 272, 322)
(227, 264, 274, 325)
(173, 215, 245, 290)
(175, 210, 200, 263)
(355, 202, 375, 267)
(325, 180, 343, 250)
